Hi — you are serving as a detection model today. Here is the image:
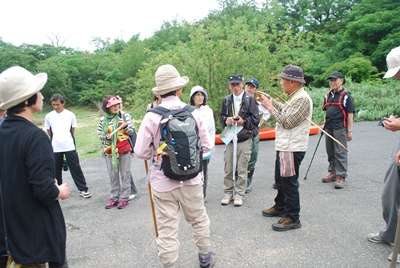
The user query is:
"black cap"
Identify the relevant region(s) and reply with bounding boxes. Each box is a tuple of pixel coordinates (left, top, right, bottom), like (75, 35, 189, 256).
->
(228, 74, 244, 84)
(327, 71, 344, 79)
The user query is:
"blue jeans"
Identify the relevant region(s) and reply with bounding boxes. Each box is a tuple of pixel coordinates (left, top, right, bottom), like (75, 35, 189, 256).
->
(273, 151, 305, 221)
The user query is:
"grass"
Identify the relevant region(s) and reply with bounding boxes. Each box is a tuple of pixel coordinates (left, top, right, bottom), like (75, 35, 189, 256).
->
(33, 79, 400, 159)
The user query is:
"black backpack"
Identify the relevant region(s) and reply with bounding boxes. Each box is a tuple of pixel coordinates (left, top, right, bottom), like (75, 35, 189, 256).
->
(150, 105, 203, 181)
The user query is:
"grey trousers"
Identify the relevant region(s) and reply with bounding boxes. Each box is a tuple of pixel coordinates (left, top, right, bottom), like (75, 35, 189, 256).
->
(379, 140, 400, 243)
(325, 128, 348, 177)
(105, 153, 131, 201)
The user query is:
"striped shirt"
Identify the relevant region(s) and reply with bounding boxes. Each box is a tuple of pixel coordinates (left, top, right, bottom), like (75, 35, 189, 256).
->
(270, 88, 311, 129)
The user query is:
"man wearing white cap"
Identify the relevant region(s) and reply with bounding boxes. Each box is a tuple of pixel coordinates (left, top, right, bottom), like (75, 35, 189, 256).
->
(134, 64, 214, 268)
(367, 46, 400, 263)
(0, 66, 70, 267)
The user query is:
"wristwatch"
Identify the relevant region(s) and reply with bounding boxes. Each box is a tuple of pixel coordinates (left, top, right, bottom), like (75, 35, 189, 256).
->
(347, 130, 352, 133)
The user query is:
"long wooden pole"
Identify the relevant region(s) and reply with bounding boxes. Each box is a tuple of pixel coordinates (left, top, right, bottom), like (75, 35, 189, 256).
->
(390, 213, 400, 267)
(273, 92, 348, 152)
(146, 160, 158, 238)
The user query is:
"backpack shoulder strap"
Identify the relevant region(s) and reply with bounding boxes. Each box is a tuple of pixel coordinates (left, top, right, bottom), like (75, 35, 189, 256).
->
(183, 105, 195, 113)
(149, 106, 170, 115)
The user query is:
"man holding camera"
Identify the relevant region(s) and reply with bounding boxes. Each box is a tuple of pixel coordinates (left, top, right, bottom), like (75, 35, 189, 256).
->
(367, 46, 400, 262)
(220, 74, 260, 206)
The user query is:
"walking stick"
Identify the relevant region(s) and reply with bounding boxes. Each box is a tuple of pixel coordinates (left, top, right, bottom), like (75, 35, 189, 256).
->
(145, 160, 158, 238)
(390, 213, 400, 267)
(273, 92, 348, 152)
(303, 132, 323, 180)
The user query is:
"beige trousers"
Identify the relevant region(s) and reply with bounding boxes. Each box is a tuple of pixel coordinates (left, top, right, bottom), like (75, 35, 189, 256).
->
(152, 184, 211, 266)
(223, 138, 253, 196)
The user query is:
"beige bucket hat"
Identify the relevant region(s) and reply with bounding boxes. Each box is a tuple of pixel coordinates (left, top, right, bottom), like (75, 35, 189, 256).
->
(0, 66, 47, 110)
(152, 64, 189, 95)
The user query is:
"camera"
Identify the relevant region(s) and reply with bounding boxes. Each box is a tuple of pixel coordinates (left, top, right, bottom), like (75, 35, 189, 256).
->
(378, 117, 388, 127)
(233, 117, 240, 121)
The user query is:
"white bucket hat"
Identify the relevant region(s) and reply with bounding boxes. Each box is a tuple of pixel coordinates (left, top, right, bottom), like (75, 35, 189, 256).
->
(0, 66, 47, 110)
(152, 64, 189, 95)
(384, 46, 400, 79)
(190, 86, 208, 101)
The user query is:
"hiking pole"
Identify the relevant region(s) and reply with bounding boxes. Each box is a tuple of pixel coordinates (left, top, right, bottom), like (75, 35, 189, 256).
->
(273, 92, 348, 152)
(303, 131, 323, 180)
(390, 213, 400, 267)
(145, 160, 158, 238)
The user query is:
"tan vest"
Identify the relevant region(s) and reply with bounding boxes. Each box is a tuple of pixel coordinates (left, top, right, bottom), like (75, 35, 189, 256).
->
(275, 89, 313, 152)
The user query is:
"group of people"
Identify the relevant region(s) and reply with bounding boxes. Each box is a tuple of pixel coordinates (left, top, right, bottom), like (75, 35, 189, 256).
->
(0, 45, 399, 267)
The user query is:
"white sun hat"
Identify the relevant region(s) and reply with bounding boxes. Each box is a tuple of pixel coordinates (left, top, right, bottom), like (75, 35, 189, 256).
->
(384, 46, 400, 79)
(0, 66, 47, 110)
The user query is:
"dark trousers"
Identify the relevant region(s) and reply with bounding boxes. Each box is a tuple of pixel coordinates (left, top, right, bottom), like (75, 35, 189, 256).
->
(54, 150, 88, 191)
(273, 151, 305, 221)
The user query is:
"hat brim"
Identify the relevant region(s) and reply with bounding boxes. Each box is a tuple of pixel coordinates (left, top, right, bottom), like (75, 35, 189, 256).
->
(278, 73, 306, 84)
(152, 76, 189, 96)
(384, 66, 400, 79)
(245, 82, 258, 88)
(0, 72, 47, 110)
(228, 79, 243, 84)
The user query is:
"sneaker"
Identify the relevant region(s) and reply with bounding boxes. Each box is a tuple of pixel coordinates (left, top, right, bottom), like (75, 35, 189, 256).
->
(367, 233, 394, 246)
(105, 199, 118, 209)
(234, 195, 243, 206)
(262, 206, 285, 217)
(272, 183, 278, 189)
(79, 190, 91, 198)
(204, 197, 207, 203)
(334, 176, 345, 189)
(272, 216, 301, 231)
(128, 194, 137, 201)
(117, 200, 129, 209)
(322, 171, 337, 183)
(199, 251, 215, 268)
(388, 252, 400, 263)
(220, 193, 233, 205)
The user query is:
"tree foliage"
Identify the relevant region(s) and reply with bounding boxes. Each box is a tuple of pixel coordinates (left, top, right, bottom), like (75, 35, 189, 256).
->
(0, 0, 397, 127)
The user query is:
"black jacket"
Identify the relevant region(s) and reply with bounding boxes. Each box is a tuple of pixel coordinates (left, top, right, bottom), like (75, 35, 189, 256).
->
(220, 92, 260, 142)
(0, 115, 66, 265)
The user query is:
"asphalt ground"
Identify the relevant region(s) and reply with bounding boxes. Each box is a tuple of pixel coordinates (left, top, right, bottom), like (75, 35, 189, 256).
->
(60, 121, 398, 267)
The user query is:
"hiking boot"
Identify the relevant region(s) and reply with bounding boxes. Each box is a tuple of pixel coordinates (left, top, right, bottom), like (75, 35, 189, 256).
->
(105, 199, 118, 209)
(117, 200, 129, 209)
(262, 206, 285, 217)
(221, 193, 233, 205)
(322, 171, 336, 183)
(272, 216, 301, 231)
(367, 233, 394, 246)
(79, 190, 91, 198)
(199, 251, 215, 268)
(335, 176, 345, 189)
(234, 195, 243, 206)
(388, 252, 400, 263)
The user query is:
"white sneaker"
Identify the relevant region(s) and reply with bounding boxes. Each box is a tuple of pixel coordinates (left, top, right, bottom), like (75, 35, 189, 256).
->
(79, 191, 91, 198)
(234, 195, 243, 206)
(388, 252, 400, 263)
(129, 194, 137, 201)
(220, 194, 233, 205)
